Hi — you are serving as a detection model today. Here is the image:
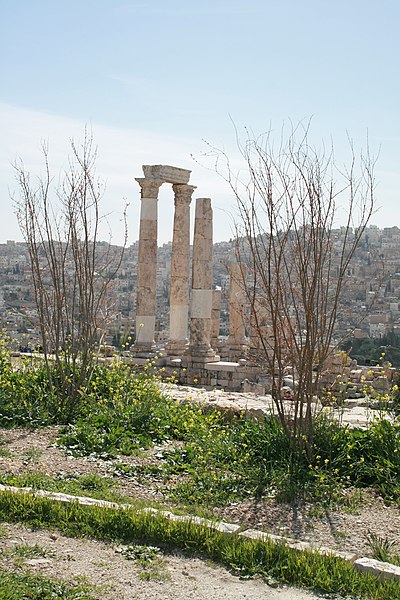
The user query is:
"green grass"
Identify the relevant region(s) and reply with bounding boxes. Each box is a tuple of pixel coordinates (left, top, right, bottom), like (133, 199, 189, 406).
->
(0, 436, 12, 458)
(0, 568, 94, 599)
(11, 542, 55, 559)
(0, 471, 130, 504)
(0, 490, 399, 599)
(118, 544, 170, 581)
(22, 448, 43, 462)
(365, 530, 400, 566)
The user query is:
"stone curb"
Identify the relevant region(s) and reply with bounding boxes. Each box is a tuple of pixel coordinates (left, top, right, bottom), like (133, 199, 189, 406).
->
(0, 484, 399, 580)
(353, 557, 400, 580)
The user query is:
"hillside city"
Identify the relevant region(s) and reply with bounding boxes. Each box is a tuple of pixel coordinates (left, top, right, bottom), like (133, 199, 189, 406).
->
(0, 224, 398, 354)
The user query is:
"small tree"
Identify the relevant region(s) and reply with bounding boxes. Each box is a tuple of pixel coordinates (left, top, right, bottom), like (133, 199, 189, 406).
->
(14, 132, 127, 417)
(213, 123, 375, 457)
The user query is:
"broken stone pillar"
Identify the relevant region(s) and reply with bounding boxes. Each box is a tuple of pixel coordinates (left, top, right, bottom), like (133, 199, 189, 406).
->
(249, 298, 270, 360)
(210, 289, 222, 350)
(133, 177, 163, 354)
(226, 262, 248, 359)
(184, 198, 219, 363)
(165, 183, 196, 356)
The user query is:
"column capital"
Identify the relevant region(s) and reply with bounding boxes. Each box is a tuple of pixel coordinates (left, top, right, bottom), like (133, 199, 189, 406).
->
(135, 177, 164, 199)
(172, 183, 196, 205)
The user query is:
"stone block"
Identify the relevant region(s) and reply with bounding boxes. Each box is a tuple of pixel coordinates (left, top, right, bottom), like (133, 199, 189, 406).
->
(232, 372, 245, 381)
(205, 361, 240, 372)
(143, 165, 191, 184)
(354, 557, 400, 580)
(213, 521, 241, 534)
(217, 379, 229, 387)
(372, 376, 390, 392)
(350, 369, 363, 382)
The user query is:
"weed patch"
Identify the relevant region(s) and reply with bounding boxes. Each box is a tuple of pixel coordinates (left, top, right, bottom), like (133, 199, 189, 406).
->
(117, 543, 169, 581)
(365, 530, 400, 566)
(0, 568, 94, 599)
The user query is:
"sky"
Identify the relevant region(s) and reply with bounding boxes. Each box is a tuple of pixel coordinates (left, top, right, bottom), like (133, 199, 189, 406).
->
(1, 0, 399, 245)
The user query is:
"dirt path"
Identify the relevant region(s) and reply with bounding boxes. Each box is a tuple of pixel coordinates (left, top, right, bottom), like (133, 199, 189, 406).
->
(0, 523, 322, 599)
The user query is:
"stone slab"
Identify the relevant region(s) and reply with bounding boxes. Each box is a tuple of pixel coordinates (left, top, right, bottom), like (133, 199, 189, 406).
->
(354, 557, 400, 580)
(205, 361, 240, 372)
(143, 165, 191, 184)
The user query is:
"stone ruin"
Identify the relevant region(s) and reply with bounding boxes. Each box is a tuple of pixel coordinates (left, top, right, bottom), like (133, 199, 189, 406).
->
(130, 164, 397, 396)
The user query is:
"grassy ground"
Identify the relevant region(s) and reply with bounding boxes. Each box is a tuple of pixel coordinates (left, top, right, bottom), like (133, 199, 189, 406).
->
(0, 490, 400, 599)
(0, 353, 400, 597)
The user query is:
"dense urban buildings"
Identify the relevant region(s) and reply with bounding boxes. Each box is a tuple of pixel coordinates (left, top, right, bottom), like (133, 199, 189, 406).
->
(0, 225, 399, 351)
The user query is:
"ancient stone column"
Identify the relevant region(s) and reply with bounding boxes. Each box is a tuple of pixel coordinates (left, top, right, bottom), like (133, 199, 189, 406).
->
(225, 262, 248, 358)
(165, 183, 196, 356)
(185, 198, 219, 363)
(249, 298, 270, 360)
(210, 289, 222, 350)
(133, 177, 164, 354)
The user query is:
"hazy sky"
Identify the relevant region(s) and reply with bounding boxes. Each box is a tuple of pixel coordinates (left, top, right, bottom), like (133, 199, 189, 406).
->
(1, 0, 399, 245)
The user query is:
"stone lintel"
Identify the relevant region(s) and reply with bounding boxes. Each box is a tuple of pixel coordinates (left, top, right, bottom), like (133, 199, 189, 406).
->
(127, 356, 150, 366)
(142, 165, 191, 184)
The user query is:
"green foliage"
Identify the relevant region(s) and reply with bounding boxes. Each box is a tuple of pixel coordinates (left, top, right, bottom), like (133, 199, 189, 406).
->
(58, 367, 220, 459)
(119, 543, 161, 561)
(0, 352, 58, 427)
(0, 471, 126, 503)
(0, 568, 94, 599)
(0, 336, 399, 507)
(0, 342, 167, 427)
(365, 530, 400, 566)
(0, 490, 399, 599)
(0, 436, 11, 458)
(11, 543, 55, 559)
(163, 412, 400, 506)
(118, 543, 168, 581)
(342, 331, 400, 367)
(310, 415, 400, 503)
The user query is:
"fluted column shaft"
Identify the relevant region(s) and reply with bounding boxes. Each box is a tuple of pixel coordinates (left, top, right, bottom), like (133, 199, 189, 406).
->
(166, 184, 196, 356)
(134, 177, 163, 353)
